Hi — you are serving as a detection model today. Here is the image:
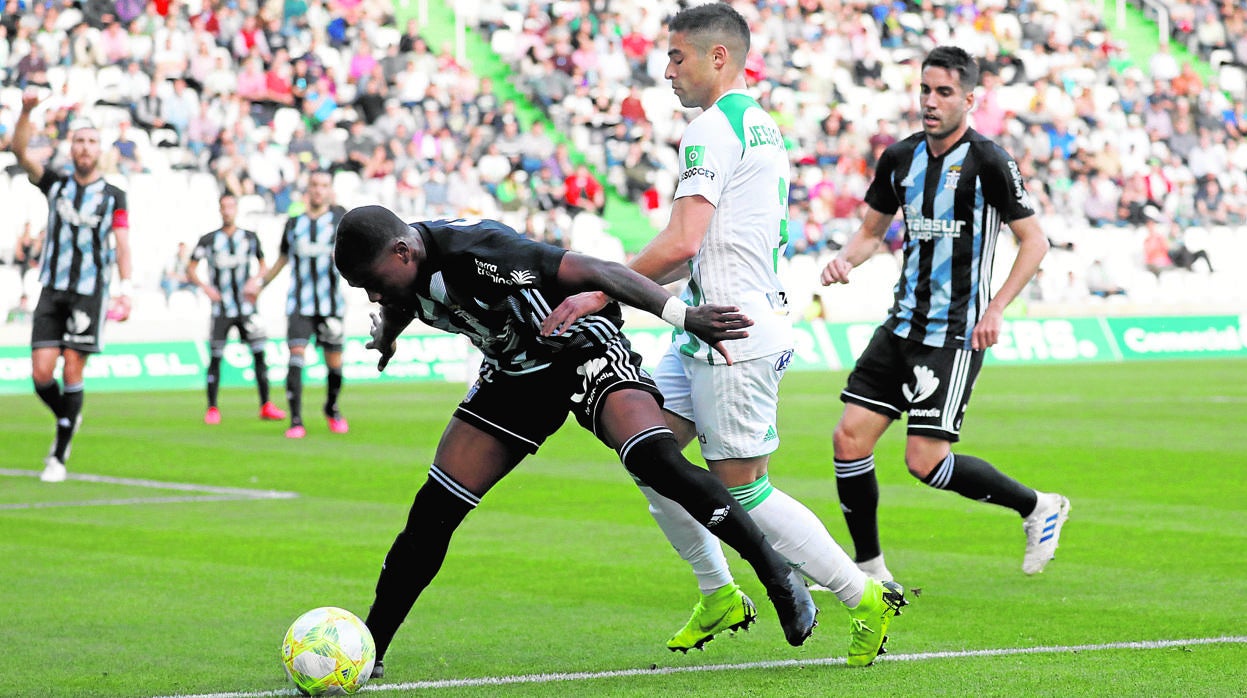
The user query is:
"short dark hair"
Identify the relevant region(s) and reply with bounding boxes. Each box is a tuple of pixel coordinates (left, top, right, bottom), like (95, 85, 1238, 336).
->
(668, 2, 750, 64)
(334, 205, 409, 277)
(922, 46, 980, 93)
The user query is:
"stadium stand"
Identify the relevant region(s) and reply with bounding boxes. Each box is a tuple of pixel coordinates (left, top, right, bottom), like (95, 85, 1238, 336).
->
(2, 0, 1245, 350)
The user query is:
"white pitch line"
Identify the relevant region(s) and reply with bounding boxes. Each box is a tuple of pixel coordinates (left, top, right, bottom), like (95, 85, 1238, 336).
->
(154, 635, 1247, 698)
(0, 468, 298, 510)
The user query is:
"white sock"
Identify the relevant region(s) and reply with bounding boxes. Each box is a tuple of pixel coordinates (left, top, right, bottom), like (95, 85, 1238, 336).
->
(638, 484, 734, 594)
(736, 478, 866, 608)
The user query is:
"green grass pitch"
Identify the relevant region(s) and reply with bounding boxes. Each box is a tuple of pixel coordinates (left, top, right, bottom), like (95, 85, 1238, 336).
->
(2, 359, 1245, 697)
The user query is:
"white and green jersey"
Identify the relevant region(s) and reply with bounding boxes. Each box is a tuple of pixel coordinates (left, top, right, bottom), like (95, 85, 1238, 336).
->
(672, 90, 792, 363)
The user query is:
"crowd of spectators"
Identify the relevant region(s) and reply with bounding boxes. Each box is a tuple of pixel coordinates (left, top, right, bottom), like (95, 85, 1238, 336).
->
(3, 0, 1246, 317)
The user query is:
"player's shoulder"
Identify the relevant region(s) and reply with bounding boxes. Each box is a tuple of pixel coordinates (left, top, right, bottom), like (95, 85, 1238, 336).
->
(194, 230, 217, 246)
(966, 129, 1016, 163)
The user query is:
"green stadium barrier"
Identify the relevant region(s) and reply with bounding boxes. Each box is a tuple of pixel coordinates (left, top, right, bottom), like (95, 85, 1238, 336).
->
(1, 315, 1243, 394)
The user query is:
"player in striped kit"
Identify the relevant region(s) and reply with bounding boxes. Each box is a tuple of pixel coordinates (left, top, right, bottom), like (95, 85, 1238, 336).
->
(821, 46, 1070, 579)
(186, 192, 286, 425)
(247, 170, 348, 438)
(11, 92, 133, 483)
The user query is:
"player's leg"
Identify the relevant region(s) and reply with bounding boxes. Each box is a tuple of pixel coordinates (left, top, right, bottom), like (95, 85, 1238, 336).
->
(31, 290, 66, 419)
(366, 368, 566, 675)
(43, 348, 88, 481)
(284, 315, 311, 437)
(319, 317, 347, 433)
(834, 327, 905, 578)
(205, 317, 229, 423)
(902, 347, 1070, 575)
(240, 314, 283, 419)
(596, 388, 816, 648)
(635, 349, 745, 649)
(364, 417, 521, 666)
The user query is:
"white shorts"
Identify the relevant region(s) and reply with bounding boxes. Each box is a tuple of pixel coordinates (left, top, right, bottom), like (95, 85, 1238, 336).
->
(653, 345, 794, 461)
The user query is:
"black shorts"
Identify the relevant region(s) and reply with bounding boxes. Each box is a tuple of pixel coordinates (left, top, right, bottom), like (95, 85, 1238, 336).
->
(840, 325, 984, 442)
(209, 314, 268, 356)
(31, 288, 107, 354)
(454, 337, 662, 455)
(287, 314, 344, 353)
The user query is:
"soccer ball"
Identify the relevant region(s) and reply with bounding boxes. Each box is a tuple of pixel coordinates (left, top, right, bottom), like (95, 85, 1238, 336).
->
(281, 606, 376, 696)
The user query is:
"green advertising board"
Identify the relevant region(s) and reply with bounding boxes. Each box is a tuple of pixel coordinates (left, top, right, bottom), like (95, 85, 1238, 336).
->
(1, 315, 1243, 395)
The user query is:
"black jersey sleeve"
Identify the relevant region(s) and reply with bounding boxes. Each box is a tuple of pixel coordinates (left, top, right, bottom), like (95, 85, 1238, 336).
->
(191, 232, 214, 262)
(35, 169, 62, 195)
(279, 216, 295, 256)
(863, 143, 902, 215)
(248, 230, 265, 261)
(980, 142, 1037, 223)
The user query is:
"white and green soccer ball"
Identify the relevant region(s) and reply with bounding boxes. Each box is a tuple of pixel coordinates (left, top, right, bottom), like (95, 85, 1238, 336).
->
(281, 606, 376, 696)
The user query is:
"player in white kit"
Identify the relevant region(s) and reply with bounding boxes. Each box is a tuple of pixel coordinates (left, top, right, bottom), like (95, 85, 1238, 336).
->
(542, 3, 909, 666)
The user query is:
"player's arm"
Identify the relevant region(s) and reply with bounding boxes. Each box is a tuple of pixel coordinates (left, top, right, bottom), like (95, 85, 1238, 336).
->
(542, 195, 715, 331)
(12, 91, 47, 184)
(820, 205, 895, 285)
(631, 194, 714, 283)
(246, 253, 286, 302)
(110, 223, 134, 320)
(184, 256, 220, 303)
(553, 251, 751, 364)
(972, 214, 1049, 350)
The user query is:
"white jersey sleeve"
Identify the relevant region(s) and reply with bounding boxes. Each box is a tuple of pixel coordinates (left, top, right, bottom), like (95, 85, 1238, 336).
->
(671, 90, 793, 363)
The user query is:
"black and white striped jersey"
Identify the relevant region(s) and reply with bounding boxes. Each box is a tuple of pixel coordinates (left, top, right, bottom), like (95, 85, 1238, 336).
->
(192, 228, 264, 318)
(280, 205, 346, 318)
(35, 171, 128, 297)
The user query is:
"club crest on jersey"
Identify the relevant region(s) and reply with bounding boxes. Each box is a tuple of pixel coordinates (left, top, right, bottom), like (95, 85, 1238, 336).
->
(944, 165, 962, 188)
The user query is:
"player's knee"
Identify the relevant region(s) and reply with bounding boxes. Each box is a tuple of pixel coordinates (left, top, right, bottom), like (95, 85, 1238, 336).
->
(618, 427, 688, 490)
(833, 419, 872, 460)
(904, 444, 945, 480)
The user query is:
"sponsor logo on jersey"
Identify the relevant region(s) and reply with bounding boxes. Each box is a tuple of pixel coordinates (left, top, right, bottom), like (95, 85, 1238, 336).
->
(212, 252, 248, 269)
(294, 240, 335, 257)
(474, 258, 536, 286)
(684, 145, 704, 170)
(56, 196, 103, 229)
(1007, 160, 1034, 210)
(681, 145, 716, 181)
(774, 349, 794, 371)
(901, 365, 939, 404)
(906, 205, 965, 241)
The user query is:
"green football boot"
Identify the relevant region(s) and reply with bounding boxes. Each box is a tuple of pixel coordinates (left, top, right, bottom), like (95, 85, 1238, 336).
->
(666, 583, 758, 652)
(846, 578, 909, 667)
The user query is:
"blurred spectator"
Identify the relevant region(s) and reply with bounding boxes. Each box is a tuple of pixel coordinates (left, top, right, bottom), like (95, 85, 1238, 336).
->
(1086, 261, 1128, 298)
(1142, 217, 1174, 279)
(160, 241, 197, 305)
(1167, 225, 1214, 272)
(563, 163, 604, 216)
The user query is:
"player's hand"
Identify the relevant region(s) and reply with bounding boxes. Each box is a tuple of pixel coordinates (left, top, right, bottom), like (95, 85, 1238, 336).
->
(366, 312, 397, 371)
(205, 287, 221, 303)
(243, 277, 262, 304)
(820, 256, 854, 285)
(107, 295, 131, 322)
(541, 291, 609, 337)
(20, 89, 44, 113)
(684, 304, 752, 366)
(972, 306, 1004, 350)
